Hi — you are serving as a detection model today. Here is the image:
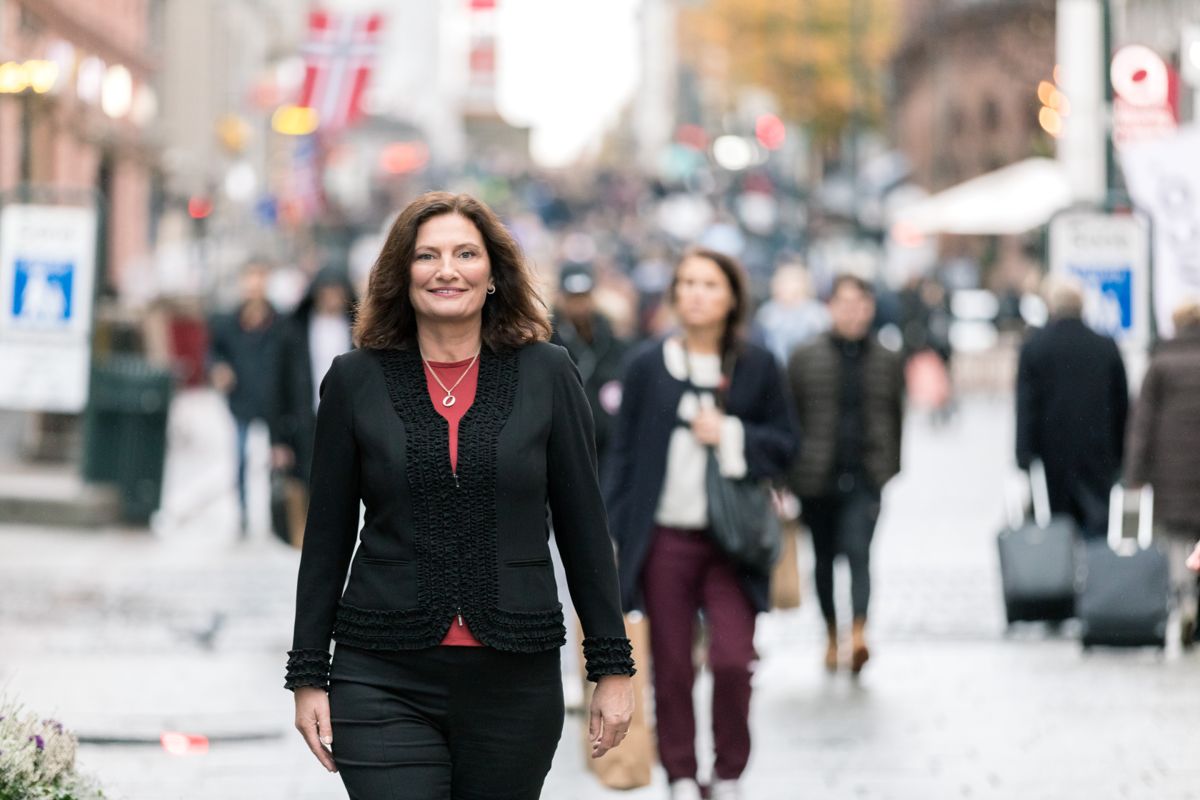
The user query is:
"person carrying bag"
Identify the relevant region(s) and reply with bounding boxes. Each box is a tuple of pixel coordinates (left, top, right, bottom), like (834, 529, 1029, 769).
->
(604, 248, 797, 800)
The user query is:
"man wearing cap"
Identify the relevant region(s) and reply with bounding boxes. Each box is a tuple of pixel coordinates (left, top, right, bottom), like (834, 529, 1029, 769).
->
(551, 261, 629, 470)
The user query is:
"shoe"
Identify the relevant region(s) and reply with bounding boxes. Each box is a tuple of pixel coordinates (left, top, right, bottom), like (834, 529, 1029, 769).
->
(711, 779, 742, 800)
(669, 778, 702, 800)
(850, 618, 870, 675)
(1181, 615, 1195, 650)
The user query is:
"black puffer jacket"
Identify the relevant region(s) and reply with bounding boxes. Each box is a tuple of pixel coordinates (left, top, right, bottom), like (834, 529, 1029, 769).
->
(786, 333, 905, 498)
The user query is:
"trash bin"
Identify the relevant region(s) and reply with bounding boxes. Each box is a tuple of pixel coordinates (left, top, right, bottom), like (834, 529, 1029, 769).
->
(82, 357, 173, 524)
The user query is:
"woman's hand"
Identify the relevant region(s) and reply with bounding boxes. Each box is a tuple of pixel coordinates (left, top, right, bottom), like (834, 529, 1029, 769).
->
(294, 686, 337, 772)
(691, 407, 725, 447)
(1187, 541, 1200, 574)
(589, 675, 635, 759)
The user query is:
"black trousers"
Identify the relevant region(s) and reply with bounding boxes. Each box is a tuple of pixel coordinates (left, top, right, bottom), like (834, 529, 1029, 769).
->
(328, 645, 564, 800)
(802, 482, 882, 624)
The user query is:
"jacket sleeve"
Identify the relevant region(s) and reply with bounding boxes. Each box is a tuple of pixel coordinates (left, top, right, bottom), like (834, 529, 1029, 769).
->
(1015, 340, 1038, 470)
(601, 347, 648, 550)
(284, 354, 360, 691)
(739, 353, 800, 481)
(547, 347, 635, 682)
(1124, 359, 1159, 486)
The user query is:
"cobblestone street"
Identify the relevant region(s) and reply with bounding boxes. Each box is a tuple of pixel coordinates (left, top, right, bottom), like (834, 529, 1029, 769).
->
(2, 394, 1198, 799)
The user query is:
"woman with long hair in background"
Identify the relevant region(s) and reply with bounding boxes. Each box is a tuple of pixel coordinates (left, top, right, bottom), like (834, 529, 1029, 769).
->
(605, 248, 797, 800)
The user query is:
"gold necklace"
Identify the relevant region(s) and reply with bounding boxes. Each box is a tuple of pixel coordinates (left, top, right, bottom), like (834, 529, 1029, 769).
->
(422, 351, 480, 408)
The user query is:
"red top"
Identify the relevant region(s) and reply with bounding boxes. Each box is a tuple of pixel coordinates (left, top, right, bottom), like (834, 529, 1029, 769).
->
(425, 357, 485, 647)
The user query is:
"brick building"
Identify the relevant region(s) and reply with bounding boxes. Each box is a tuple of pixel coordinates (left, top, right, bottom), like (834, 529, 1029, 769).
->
(0, 0, 159, 296)
(891, 0, 1056, 193)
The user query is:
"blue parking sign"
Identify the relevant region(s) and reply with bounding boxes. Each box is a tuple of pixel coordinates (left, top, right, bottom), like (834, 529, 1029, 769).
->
(1069, 265, 1133, 338)
(12, 259, 74, 326)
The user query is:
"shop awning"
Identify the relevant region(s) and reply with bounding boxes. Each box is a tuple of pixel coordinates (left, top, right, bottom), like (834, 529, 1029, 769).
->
(891, 158, 1073, 235)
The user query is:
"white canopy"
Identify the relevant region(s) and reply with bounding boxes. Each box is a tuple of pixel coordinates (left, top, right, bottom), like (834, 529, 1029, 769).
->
(891, 157, 1073, 235)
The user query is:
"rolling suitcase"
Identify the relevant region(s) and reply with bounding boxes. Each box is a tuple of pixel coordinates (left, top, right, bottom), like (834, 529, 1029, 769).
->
(997, 461, 1079, 624)
(1078, 485, 1169, 649)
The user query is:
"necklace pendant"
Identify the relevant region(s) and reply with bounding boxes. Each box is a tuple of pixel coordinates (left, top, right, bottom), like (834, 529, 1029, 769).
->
(441, 394, 456, 408)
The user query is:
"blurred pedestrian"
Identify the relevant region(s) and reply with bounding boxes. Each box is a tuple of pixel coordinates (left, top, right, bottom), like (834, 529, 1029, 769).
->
(273, 266, 358, 487)
(787, 274, 905, 675)
(285, 192, 634, 799)
(1015, 277, 1128, 539)
(551, 260, 630, 467)
(1125, 300, 1200, 645)
(752, 261, 828, 366)
(605, 248, 797, 800)
(207, 258, 285, 536)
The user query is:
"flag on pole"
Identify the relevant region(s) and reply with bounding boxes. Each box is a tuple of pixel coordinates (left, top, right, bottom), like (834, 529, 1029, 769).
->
(298, 9, 384, 132)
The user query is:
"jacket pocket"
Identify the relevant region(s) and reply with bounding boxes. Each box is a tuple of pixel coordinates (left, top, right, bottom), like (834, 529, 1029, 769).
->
(498, 560, 558, 612)
(341, 557, 418, 612)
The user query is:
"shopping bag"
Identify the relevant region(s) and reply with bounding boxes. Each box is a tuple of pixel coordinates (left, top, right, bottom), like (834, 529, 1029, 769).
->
(582, 612, 656, 790)
(905, 349, 951, 410)
(771, 518, 803, 610)
(271, 472, 308, 548)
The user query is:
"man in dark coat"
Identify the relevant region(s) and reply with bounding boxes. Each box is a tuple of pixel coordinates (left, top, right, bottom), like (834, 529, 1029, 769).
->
(1016, 279, 1128, 541)
(273, 266, 358, 487)
(787, 274, 905, 675)
(208, 258, 285, 536)
(550, 261, 628, 469)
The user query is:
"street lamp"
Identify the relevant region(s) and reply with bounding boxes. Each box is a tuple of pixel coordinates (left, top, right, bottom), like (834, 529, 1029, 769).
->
(0, 60, 60, 185)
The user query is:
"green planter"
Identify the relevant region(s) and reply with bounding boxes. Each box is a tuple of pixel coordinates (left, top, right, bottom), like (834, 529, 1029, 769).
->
(81, 357, 173, 523)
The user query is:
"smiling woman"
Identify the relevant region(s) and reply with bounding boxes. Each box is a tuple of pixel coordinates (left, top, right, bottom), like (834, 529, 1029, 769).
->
(353, 192, 551, 352)
(288, 191, 636, 800)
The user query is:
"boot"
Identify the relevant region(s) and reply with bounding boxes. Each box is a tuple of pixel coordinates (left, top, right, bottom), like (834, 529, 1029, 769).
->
(850, 617, 870, 675)
(824, 620, 839, 673)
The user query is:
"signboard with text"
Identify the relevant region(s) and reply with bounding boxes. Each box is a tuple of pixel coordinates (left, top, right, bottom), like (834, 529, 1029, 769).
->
(1048, 211, 1151, 347)
(0, 204, 98, 412)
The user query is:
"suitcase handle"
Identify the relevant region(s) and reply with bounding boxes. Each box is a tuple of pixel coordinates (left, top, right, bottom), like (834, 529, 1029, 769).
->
(1029, 460, 1052, 529)
(1107, 484, 1155, 552)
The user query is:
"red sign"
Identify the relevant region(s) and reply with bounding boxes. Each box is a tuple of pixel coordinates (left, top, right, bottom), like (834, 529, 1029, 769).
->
(1111, 44, 1179, 148)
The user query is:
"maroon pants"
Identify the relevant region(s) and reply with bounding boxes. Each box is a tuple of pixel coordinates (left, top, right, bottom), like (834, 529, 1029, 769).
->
(641, 526, 757, 782)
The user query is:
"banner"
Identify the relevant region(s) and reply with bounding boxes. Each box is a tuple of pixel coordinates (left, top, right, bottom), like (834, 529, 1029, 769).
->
(1120, 125, 1200, 339)
(0, 204, 98, 412)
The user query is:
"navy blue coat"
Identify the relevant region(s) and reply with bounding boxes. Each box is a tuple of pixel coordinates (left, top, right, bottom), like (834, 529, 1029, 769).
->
(603, 338, 799, 613)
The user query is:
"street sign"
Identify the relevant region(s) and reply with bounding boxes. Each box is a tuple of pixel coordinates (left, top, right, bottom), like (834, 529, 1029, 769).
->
(1048, 210, 1151, 348)
(1111, 45, 1179, 148)
(0, 203, 98, 412)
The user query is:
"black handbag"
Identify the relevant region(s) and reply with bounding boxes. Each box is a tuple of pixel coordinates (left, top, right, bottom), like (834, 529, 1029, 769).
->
(682, 342, 781, 573)
(704, 448, 781, 572)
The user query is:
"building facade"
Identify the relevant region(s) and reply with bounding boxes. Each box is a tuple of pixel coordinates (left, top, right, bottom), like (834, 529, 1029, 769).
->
(0, 0, 159, 296)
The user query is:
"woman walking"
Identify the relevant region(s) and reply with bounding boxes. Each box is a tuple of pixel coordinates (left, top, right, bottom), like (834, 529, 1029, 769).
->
(605, 248, 797, 800)
(1126, 300, 1200, 646)
(285, 192, 635, 799)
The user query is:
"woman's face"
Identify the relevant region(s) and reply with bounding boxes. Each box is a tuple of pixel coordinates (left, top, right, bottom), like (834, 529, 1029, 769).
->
(673, 255, 735, 332)
(409, 213, 493, 330)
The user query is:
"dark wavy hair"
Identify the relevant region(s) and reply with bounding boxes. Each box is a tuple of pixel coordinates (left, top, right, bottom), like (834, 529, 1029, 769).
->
(669, 246, 751, 364)
(353, 192, 552, 351)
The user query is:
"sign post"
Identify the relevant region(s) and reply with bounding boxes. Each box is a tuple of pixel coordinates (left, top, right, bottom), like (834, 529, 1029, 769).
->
(0, 203, 99, 412)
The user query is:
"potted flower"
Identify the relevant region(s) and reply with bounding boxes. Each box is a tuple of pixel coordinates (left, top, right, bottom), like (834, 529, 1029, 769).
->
(0, 700, 107, 800)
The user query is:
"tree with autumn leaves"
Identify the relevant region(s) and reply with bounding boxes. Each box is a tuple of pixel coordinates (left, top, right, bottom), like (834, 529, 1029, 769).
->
(679, 0, 898, 149)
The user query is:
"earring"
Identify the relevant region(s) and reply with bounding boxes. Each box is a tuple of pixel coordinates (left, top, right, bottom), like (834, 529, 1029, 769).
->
(487, 284, 496, 295)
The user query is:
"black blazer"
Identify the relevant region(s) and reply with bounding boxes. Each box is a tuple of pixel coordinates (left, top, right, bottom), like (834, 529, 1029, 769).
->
(603, 338, 798, 614)
(284, 342, 634, 691)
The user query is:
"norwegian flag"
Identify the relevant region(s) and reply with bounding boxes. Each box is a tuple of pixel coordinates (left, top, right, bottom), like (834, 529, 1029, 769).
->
(298, 9, 384, 132)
